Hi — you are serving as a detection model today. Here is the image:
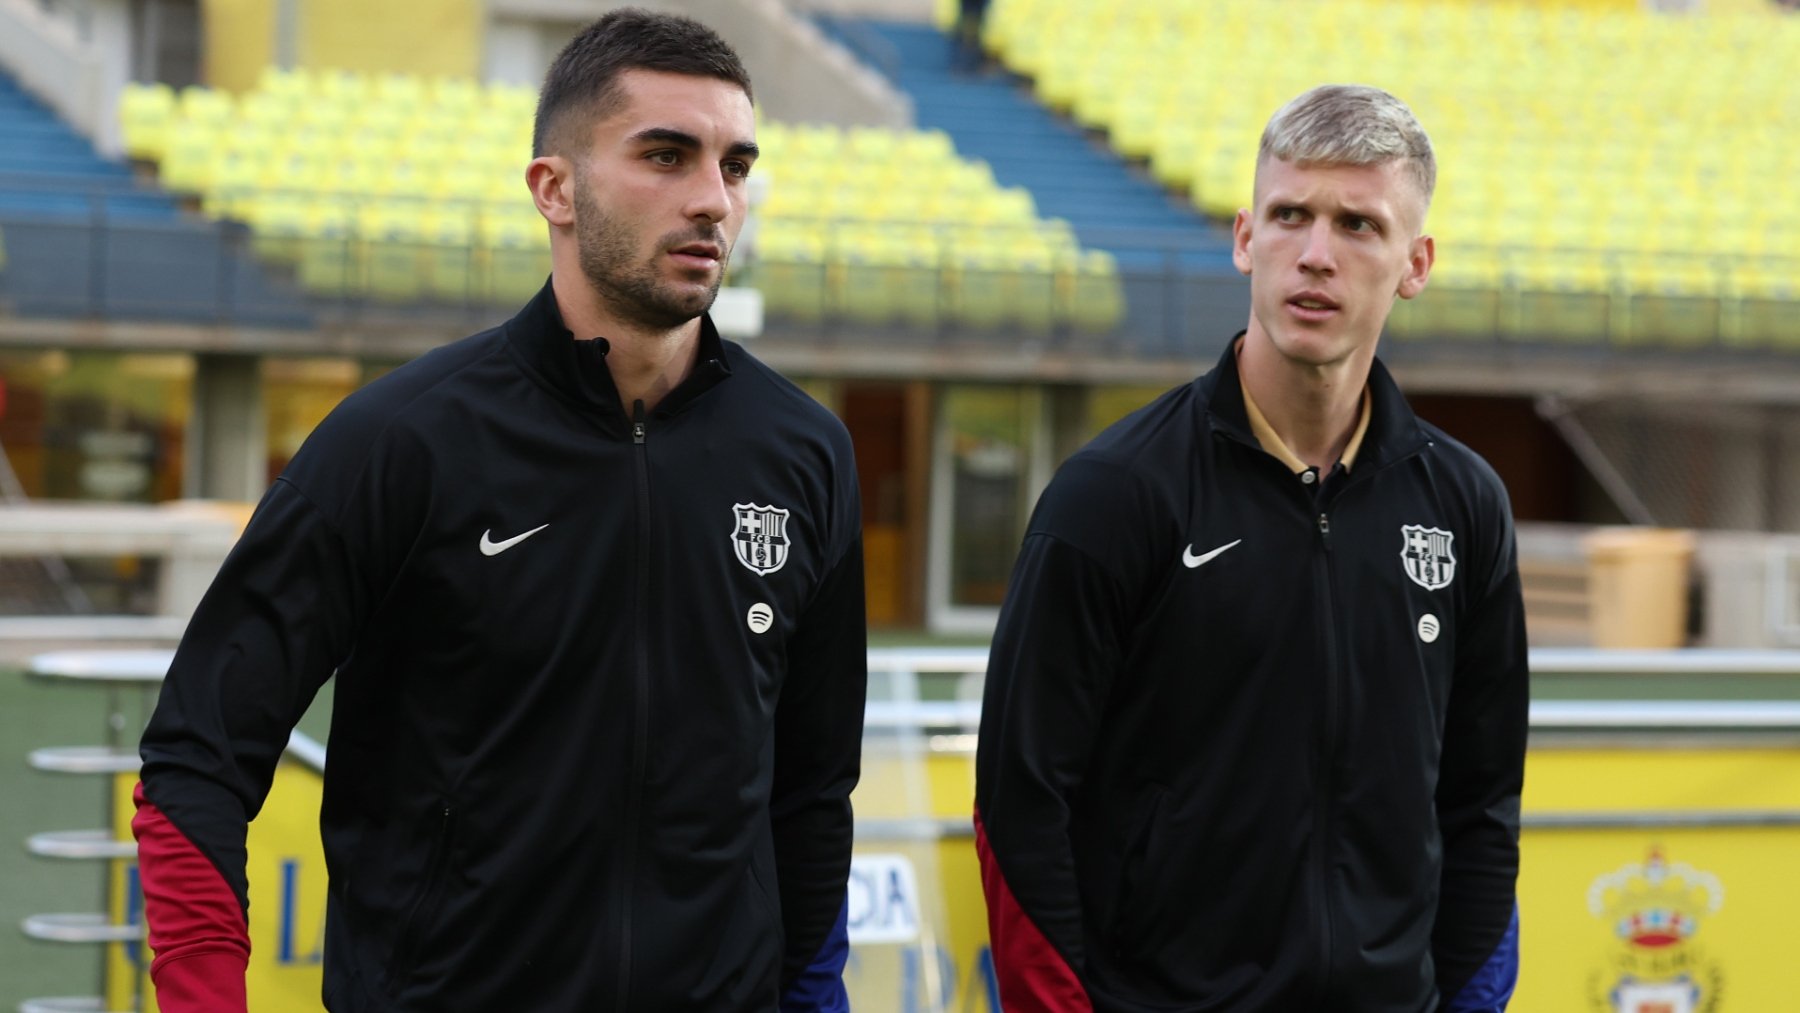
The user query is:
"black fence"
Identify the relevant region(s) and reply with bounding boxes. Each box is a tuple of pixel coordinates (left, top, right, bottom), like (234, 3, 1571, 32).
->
(0, 179, 1795, 361)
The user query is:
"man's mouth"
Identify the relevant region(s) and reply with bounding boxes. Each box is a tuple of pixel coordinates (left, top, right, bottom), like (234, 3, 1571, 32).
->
(670, 242, 722, 263)
(1288, 292, 1340, 319)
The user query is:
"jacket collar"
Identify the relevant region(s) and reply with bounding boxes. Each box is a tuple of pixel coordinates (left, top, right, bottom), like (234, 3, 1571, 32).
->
(1202, 332, 1429, 471)
(503, 276, 733, 419)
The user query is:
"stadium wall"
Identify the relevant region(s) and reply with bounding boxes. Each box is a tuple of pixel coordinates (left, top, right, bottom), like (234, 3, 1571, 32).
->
(0, 0, 121, 154)
(487, 0, 912, 127)
(201, 0, 276, 91)
(790, 0, 936, 22)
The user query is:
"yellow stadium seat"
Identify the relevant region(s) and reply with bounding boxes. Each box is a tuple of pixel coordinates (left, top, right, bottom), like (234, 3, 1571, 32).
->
(159, 119, 223, 194)
(125, 66, 1130, 327)
(120, 83, 176, 161)
(757, 247, 830, 323)
(177, 86, 235, 130)
(480, 207, 550, 304)
(1510, 257, 1611, 344)
(246, 193, 311, 264)
(897, 129, 956, 165)
(419, 206, 478, 301)
(203, 150, 266, 221)
(297, 203, 359, 297)
(978, 0, 1800, 338)
(314, 68, 371, 105)
(974, 188, 1037, 226)
(255, 66, 311, 107)
(1621, 258, 1722, 348)
(1069, 251, 1123, 333)
(360, 210, 427, 303)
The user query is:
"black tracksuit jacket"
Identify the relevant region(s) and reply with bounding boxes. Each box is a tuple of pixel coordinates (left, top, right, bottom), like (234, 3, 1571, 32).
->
(974, 339, 1528, 1011)
(135, 280, 867, 1010)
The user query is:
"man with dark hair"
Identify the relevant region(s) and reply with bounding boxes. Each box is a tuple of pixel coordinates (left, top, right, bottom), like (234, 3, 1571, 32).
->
(133, 9, 867, 1010)
(975, 84, 1526, 1011)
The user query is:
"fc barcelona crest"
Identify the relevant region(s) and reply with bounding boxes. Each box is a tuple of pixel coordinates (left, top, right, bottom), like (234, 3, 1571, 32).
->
(1400, 524, 1456, 590)
(732, 503, 791, 576)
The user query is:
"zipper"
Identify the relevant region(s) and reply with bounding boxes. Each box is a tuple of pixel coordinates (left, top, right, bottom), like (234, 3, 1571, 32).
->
(1217, 423, 1433, 1001)
(616, 400, 652, 1010)
(389, 804, 454, 985)
(1304, 448, 1420, 1003)
(1314, 507, 1341, 1003)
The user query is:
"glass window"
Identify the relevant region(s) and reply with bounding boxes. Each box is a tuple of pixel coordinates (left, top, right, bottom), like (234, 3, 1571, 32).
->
(943, 385, 1031, 608)
(263, 357, 362, 481)
(789, 376, 838, 413)
(1082, 384, 1173, 446)
(0, 350, 193, 503)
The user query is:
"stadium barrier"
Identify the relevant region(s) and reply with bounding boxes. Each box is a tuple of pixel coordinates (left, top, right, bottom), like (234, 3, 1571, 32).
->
(9, 646, 1798, 1009)
(6, 184, 1799, 355)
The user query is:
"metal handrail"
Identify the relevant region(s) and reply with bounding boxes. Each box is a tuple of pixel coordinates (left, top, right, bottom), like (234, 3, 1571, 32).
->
(27, 746, 140, 775)
(1528, 648, 1800, 674)
(27, 830, 136, 861)
(20, 913, 139, 944)
(18, 996, 121, 1012)
(868, 645, 1800, 676)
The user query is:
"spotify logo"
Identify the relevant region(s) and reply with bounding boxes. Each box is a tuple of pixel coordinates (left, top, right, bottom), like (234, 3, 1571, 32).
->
(1417, 614, 1440, 644)
(747, 603, 774, 635)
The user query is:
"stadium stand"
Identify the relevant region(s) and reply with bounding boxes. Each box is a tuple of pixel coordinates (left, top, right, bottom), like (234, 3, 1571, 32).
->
(814, 15, 1238, 340)
(122, 67, 1125, 332)
(0, 67, 307, 324)
(976, 0, 1800, 347)
(822, 16, 1231, 245)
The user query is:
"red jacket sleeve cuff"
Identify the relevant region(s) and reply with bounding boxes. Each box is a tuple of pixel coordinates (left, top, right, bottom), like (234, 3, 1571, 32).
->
(132, 781, 252, 1012)
(149, 947, 250, 1012)
(975, 809, 1093, 1013)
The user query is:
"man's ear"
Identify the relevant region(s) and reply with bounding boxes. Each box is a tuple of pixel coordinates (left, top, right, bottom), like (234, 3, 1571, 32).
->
(1232, 208, 1254, 277)
(1397, 233, 1435, 300)
(526, 155, 576, 228)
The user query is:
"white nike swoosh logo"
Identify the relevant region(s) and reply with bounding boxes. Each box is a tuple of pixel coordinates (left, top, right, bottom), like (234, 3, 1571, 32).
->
(1182, 539, 1242, 568)
(479, 523, 549, 556)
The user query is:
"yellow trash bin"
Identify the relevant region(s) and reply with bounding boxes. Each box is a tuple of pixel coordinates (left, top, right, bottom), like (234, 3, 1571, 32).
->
(1581, 527, 1695, 649)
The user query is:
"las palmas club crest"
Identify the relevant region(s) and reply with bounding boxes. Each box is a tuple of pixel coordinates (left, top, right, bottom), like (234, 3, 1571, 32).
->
(1400, 524, 1456, 590)
(732, 503, 791, 576)
(1585, 848, 1725, 1013)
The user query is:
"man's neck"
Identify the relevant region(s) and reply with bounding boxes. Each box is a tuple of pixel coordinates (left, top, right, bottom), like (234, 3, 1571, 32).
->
(1236, 331, 1370, 472)
(552, 271, 701, 415)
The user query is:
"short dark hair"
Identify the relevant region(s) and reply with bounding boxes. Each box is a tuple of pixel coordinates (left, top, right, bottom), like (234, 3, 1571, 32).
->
(532, 8, 754, 158)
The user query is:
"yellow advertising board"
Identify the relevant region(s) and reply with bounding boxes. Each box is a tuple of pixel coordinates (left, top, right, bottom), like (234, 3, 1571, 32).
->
(848, 745, 1800, 1012)
(844, 741, 997, 1011)
(111, 743, 1800, 1011)
(109, 758, 327, 1012)
(1514, 746, 1800, 1012)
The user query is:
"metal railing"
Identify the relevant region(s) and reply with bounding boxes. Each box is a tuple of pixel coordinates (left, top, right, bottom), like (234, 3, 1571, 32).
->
(3, 180, 1798, 357)
(12, 642, 1800, 1011)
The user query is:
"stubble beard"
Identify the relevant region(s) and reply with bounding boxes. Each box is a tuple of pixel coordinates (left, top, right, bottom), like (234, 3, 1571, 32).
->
(573, 176, 726, 331)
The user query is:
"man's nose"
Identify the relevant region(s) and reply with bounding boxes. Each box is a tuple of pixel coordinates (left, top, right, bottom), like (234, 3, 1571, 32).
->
(686, 164, 732, 224)
(1297, 222, 1336, 275)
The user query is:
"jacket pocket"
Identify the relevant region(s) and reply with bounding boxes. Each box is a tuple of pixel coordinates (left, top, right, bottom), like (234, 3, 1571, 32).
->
(1105, 784, 1167, 954)
(746, 852, 783, 945)
(386, 803, 456, 991)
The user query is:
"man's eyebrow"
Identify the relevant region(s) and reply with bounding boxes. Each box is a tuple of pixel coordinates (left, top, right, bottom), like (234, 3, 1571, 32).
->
(629, 127, 702, 149)
(627, 127, 759, 160)
(1337, 203, 1393, 225)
